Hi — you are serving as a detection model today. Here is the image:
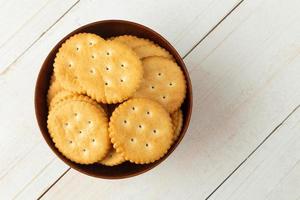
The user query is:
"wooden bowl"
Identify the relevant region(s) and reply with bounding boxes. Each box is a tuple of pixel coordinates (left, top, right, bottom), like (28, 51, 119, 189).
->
(35, 20, 193, 179)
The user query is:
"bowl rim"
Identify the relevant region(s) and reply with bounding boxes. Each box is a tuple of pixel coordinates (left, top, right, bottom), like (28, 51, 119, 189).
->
(35, 19, 193, 179)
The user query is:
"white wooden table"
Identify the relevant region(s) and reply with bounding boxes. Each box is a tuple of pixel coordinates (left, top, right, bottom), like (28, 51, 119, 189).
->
(1, 0, 300, 199)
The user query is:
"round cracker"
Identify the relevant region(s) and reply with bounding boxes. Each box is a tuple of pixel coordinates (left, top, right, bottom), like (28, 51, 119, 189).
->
(73, 40, 143, 103)
(50, 92, 108, 115)
(171, 109, 183, 141)
(47, 100, 110, 164)
(50, 92, 98, 111)
(109, 98, 173, 164)
(112, 35, 154, 49)
(133, 57, 186, 113)
(133, 44, 173, 60)
(49, 90, 74, 110)
(54, 33, 105, 94)
(99, 147, 125, 166)
(47, 74, 64, 106)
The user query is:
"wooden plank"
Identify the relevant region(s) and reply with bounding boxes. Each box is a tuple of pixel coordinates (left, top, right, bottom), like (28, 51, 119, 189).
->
(47, 0, 241, 56)
(41, 0, 300, 199)
(14, 159, 67, 200)
(0, 0, 241, 198)
(210, 107, 300, 200)
(0, 0, 241, 74)
(0, 0, 48, 46)
(0, 0, 79, 73)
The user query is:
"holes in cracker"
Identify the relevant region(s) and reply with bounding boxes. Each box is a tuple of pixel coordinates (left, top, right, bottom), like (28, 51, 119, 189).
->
(76, 47, 80, 51)
(89, 41, 93, 46)
(74, 113, 78, 117)
(105, 82, 108, 86)
(169, 82, 173, 86)
(138, 124, 142, 129)
(105, 66, 110, 71)
(74, 76, 78, 80)
(120, 63, 125, 68)
(106, 51, 110, 56)
(83, 149, 87, 152)
(132, 106, 135, 111)
(151, 86, 155, 89)
(153, 129, 157, 134)
(145, 143, 149, 147)
(91, 54, 96, 59)
(130, 138, 134, 142)
(120, 79, 124, 83)
(64, 122, 69, 127)
(78, 130, 83, 134)
(157, 72, 162, 76)
(146, 111, 150, 115)
(69, 140, 73, 144)
(88, 120, 92, 125)
(89, 68, 95, 74)
(68, 63, 72, 68)
(123, 120, 127, 124)
(162, 96, 166, 99)
(92, 139, 95, 143)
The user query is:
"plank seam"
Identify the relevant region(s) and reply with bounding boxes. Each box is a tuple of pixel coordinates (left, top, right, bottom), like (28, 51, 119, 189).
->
(12, 158, 56, 199)
(205, 104, 300, 200)
(0, 0, 80, 76)
(0, 0, 52, 48)
(182, 0, 244, 59)
(37, 167, 71, 199)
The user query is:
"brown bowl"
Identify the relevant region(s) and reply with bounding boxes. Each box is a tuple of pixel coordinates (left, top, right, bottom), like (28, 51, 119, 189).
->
(35, 20, 192, 179)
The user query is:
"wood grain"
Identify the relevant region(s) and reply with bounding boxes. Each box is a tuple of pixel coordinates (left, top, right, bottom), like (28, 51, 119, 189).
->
(0, 0, 241, 198)
(41, 0, 300, 199)
(211, 107, 300, 200)
(0, 0, 79, 73)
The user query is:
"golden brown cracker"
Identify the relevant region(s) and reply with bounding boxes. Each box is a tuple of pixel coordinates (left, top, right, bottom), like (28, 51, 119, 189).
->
(134, 57, 186, 113)
(109, 98, 173, 164)
(47, 100, 110, 164)
(171, 109, 183, 141)
(112, 35, 154, 49)
(133, 44, 173, 59)
(47, 74, 64, 106)
(68, 39, 143, 103)
(49, 90, 75, 110)
(50, 92, 99, 111)
(54, 33, 105, 94)
(99, 147, 125, 166)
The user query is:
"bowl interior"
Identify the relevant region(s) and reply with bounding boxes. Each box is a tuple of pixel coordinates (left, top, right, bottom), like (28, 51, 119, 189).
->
(35, 20, 192, 179)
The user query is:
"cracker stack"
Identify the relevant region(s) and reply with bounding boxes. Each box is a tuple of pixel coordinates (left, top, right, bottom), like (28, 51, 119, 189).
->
(47, 33, 186, 165)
